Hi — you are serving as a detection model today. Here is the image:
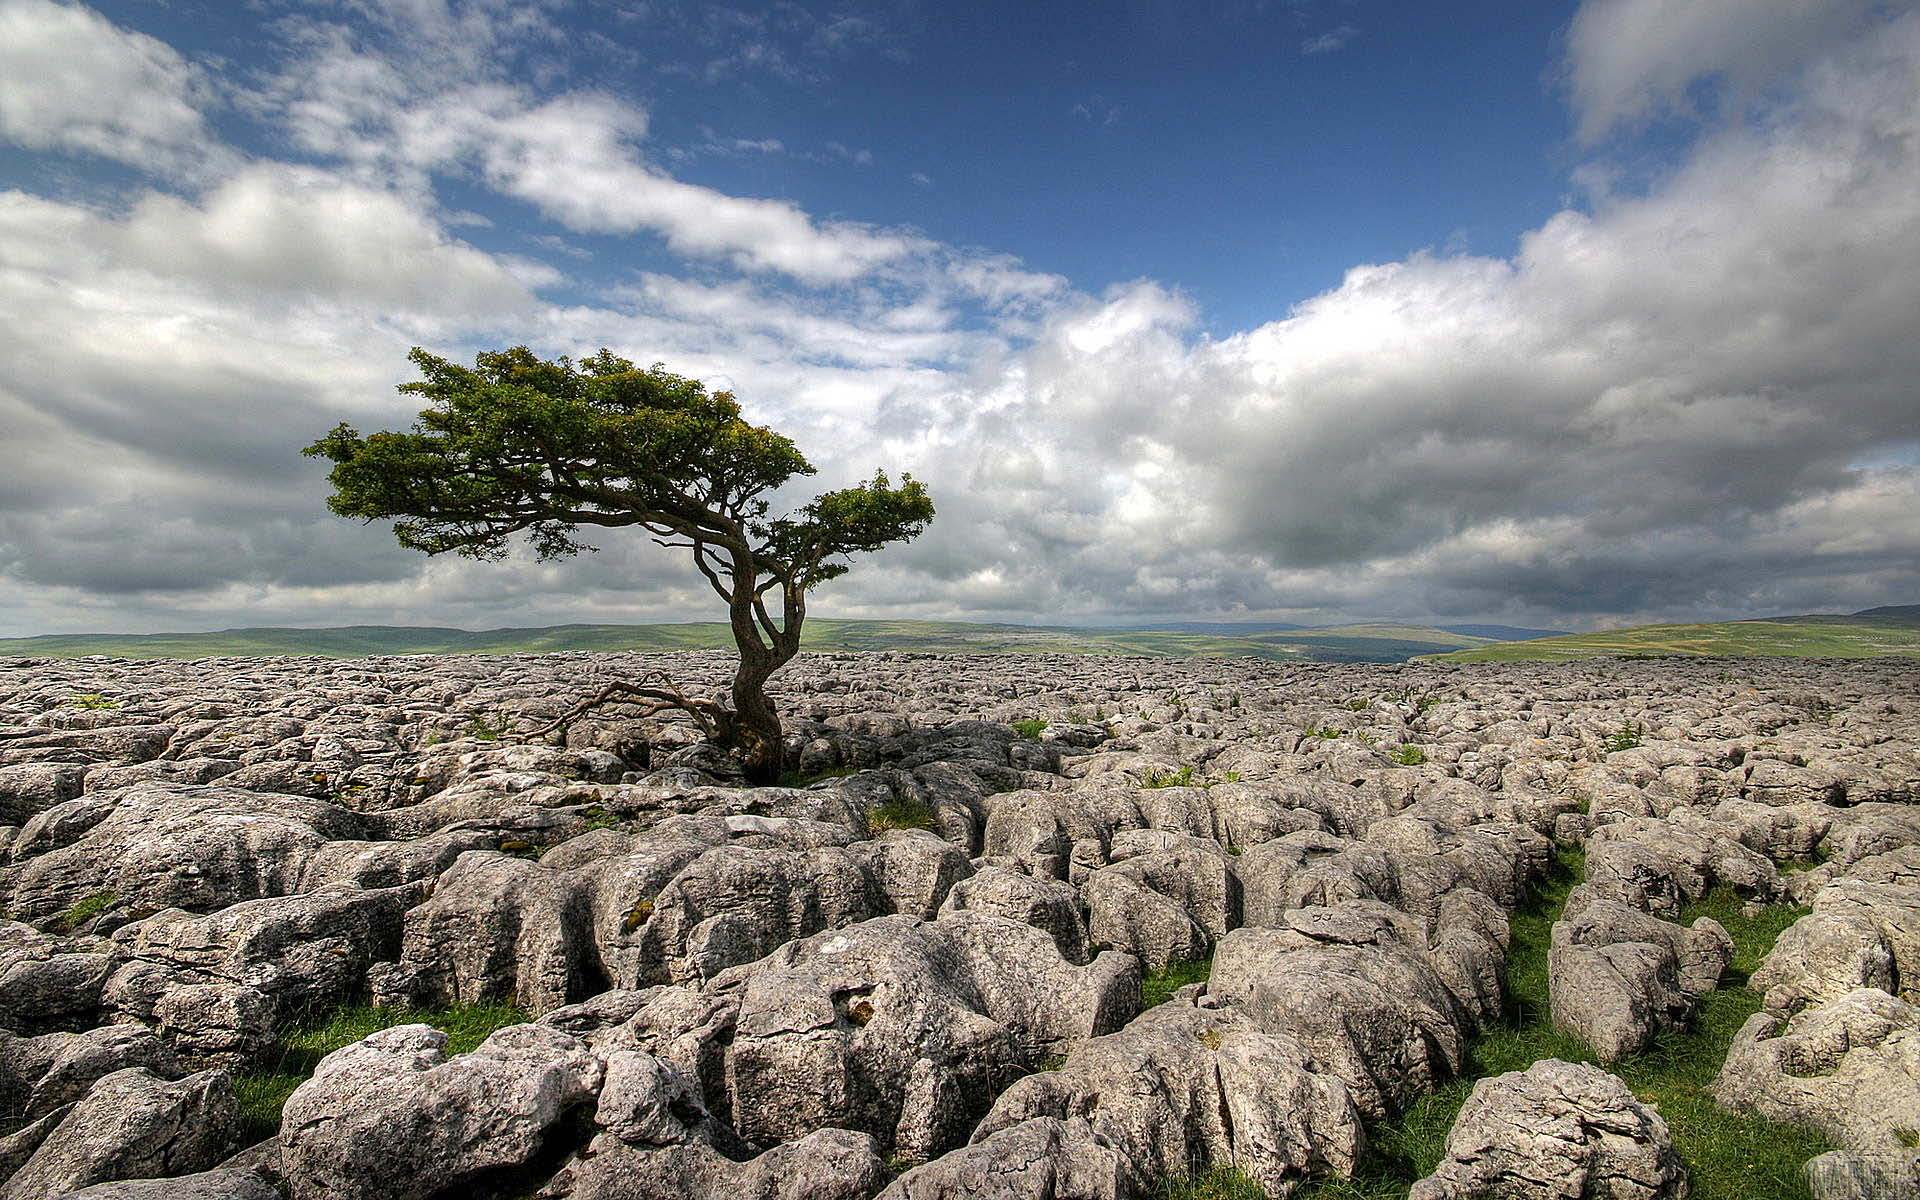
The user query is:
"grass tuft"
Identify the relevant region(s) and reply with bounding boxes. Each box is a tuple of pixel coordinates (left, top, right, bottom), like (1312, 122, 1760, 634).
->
(1142, 957, 1213, 1009)
(866, 796, 940, 835)
(1143, 765, 1198, 789)
(1012, 718, 1048, 740)
(1602, 720, 1645, 752)
(1156, 1166, 1270, 1199)
(49, 891, 117, 934)
(1390, 745, 1426, 766)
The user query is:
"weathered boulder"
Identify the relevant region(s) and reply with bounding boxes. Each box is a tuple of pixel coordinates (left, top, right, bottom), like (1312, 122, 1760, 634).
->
(368, 851, 602, 1015)
(0, 763, 87, 827)
(0, 919, 115, 1033)
(0, 1023, 179, 1121)
(54, 1168, 278, 1200)
(1549, 899, 1731, 1062)
(1410, 1059, 1687, 1199)
(280, 1023, 603, 1200)
(0, 786, 365, 925)
(977, 995, 1361, 1193)
(1714, 988, 1920, 1158)
(1209, 901, 1480, 1119)
(1, 1068, 241, 1200)
(722, 913, 1137, 1161)
(535, 1051, 887, 1200)
(877, 1117, 1127, 1200)
(936, 865, 1090, 963)
(1753, 873, 1920, 1014)
(1081, 830, 1237, 970)
(101, 881, 422, 1060)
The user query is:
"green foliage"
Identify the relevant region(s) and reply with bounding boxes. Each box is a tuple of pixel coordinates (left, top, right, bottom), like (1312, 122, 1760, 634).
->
(578, 804, 620, 833)
(1141, 958, 1213, 1009)
(304, 346, 932, 586)
(1296, 853, 1828, 1200)
(69, 693, 118, 710)
(866, 796, 940, 835)
(465, 715, 504, 741)
(1345, 698, 1371, 711)
(1603, 720, 1645, 752)
(1309, 726, 1343, 740)
(1155, 1166, 1271, 1200)
(49, 891, 117, 934)
(1390, 745, 1427, 766)
(1012, 718, 1049, 740)
(1143, 765, 1197, 789)
(235, 1003, 528, 1142)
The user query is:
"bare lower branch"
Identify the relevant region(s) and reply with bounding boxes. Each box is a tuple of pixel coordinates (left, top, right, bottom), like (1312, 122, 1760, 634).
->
(529, 672, 734, 742)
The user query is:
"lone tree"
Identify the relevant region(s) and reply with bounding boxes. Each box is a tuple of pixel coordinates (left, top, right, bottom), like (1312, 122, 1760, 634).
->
(305, 346, 934, 783)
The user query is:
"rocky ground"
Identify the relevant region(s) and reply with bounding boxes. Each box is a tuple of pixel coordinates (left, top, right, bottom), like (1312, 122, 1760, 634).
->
(0, 650, 1916, 1200)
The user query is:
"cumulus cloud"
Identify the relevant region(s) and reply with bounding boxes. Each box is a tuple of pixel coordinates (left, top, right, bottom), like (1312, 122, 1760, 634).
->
(258, 18, 923, 284)
(1563, 0, 1889, 141)
(0, 0, 228, 176)
(2, 0, 1919, 636)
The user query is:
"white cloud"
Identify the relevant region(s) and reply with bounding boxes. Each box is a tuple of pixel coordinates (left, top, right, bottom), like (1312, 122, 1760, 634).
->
(1564, 0, 1889, 141)
(1302, 25, 1358, 55)
(469, 93, 924, 282)
(3, 0, 1919, 636)
(0, 0, 227, 175)
(113, 164, 548, 312)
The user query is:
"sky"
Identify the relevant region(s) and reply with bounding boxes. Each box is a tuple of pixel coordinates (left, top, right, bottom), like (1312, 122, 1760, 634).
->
(0, 0, 1916, 637)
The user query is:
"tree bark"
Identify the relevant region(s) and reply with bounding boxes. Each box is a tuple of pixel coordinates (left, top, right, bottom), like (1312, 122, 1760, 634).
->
(730, 656, 784, 784)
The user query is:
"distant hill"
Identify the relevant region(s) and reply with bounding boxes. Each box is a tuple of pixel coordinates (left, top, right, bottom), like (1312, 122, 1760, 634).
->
(1435, 624, 1568, 641)
(1427, 609, 1920, 664)
(0, 618, 1530, 665)
(1850, 604, 1920, 624)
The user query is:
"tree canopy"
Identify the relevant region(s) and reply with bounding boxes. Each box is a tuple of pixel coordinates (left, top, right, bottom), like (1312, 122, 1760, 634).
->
(305, 346, 933, 779)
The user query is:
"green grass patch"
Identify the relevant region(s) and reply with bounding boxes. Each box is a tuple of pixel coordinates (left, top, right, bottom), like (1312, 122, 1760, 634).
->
(1142, 957, 1213, 1009)
(866, 796, 940, 834)
(1390, 745, 1426, 766)
(234, 1003, 527, 1143)
(1156, 1166, 1271, 1199)
(1297, 854, 1827, 1200)
(69, 693, 119, 710)
(48, 891, 117, 934)
(1011, 718, 1048, 740)
(1425, 615, 1920, 664)
(1143, 765, 1198, 789)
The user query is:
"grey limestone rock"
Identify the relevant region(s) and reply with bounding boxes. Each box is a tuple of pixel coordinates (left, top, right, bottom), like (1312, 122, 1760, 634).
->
(1409, 1059, 1687, 1200)
(279, 1022, 603, 1200)
(1549, 898, 1731, 1062)
(877, 1117, 1128, 1200)
(723, 912, 1137, 1160)
(1714, 988, 1920, 1159)
(977, 995, 1361, 1194)
(1, 1068, 241, 1200)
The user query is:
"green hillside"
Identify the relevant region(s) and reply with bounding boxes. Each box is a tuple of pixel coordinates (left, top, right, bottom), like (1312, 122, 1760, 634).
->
(0, 618, 1502, 664)
(1427, 614, 1920, 664)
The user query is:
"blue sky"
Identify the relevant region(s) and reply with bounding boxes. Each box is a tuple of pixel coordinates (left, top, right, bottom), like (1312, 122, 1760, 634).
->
(0, 0, 1916, 635)
(62, 0, 1583, 333)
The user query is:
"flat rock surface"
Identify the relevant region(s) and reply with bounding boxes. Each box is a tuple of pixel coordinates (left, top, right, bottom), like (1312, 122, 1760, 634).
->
(0, 650, 1915, 1198)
